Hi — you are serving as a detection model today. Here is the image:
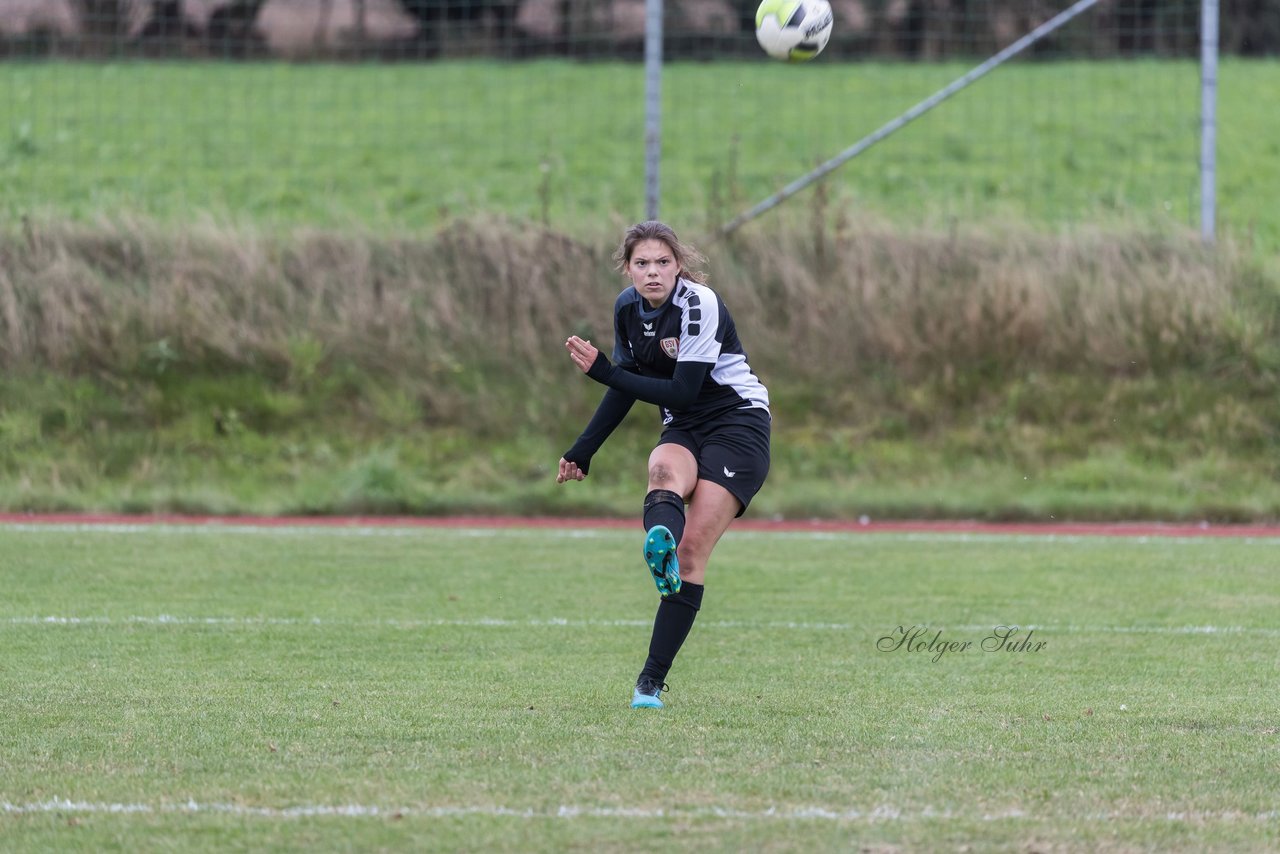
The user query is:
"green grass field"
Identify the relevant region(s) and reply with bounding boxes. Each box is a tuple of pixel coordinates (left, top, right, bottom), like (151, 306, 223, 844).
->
(3, 520, 1277, 850)
(3, 59, 1278, 245)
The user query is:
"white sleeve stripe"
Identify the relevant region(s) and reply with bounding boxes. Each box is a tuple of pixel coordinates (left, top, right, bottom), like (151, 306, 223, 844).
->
(677, 281, 721, 363)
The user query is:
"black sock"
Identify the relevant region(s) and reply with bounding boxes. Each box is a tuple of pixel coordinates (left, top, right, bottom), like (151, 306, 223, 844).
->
(643, 488, 686, 545)
(639, 582, 704, 685)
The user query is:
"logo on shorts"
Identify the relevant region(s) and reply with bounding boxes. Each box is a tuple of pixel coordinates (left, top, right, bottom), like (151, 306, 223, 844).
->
(723, 466, 737, 478)
(660, 337, 679, 358)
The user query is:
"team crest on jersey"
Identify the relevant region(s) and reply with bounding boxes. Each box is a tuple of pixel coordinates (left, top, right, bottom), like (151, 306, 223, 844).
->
(660, 337, 679, 359)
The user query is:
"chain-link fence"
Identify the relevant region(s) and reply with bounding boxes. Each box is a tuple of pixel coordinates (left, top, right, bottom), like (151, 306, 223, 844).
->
(6, 1, 1276, 60)
(1, 1, 1273, 239)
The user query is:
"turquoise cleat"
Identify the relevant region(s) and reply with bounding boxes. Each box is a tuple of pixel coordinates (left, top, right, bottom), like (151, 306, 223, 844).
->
(643, 525, 682, 596)
(631, 677, 668, 709)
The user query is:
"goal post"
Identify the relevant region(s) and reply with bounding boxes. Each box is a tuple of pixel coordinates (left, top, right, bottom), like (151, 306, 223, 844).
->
(1200, 0, 1219, 244)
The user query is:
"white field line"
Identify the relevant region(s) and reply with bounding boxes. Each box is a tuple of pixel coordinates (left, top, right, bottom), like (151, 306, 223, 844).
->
(5, 614, 1280, 636)
(2, 798, 1277, 824)
(3, 521, 1280, 546)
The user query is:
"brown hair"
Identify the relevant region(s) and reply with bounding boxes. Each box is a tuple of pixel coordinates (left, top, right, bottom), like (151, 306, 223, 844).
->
(612, 221, 708, 284)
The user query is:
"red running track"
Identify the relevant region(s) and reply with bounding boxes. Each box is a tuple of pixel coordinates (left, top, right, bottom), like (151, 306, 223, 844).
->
(2, 513, 1280, 538)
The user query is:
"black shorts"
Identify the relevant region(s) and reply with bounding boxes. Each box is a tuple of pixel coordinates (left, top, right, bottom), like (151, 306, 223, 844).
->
(657, 406, 771, 516)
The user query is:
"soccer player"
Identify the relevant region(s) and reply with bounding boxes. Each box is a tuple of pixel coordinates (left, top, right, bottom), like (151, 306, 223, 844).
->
(556, 221, 771, 709)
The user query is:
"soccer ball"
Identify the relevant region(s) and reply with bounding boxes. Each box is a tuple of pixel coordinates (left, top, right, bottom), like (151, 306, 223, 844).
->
(754, 0, 834, 62)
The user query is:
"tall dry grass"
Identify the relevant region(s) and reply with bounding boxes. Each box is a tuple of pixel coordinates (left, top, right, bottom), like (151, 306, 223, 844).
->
(713, 219, 1266, 381)
(1, 214, 1271, 424)
(0, 215, 606, 372)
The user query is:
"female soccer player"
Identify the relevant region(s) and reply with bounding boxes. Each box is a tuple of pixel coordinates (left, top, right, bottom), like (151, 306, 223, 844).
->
(556, 221, 771, 709)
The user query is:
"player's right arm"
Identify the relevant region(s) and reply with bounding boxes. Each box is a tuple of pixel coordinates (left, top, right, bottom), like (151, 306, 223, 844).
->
(558, 292, 639, 481)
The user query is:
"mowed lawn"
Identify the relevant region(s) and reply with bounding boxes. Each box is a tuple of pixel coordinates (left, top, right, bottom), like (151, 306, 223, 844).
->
(1, 521, 1278, 850)
(4, 60, 1278, 244)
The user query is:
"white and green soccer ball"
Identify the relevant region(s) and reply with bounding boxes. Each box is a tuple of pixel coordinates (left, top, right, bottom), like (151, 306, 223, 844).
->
(754, 0, 834, 62)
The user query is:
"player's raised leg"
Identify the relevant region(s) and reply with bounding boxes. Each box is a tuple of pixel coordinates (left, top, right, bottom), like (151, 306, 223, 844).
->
(634, 475, 741, 709)
(633, 443, 697, 708)
(640, 443, 696, 596)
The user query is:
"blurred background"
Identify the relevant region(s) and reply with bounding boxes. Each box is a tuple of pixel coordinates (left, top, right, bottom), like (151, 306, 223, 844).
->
(4, 0, 1273, 237)
(2, 1, 1279, 521)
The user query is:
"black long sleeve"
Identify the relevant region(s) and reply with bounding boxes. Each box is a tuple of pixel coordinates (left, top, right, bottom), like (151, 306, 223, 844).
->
(586, 352, 711, 412)
(562, 386, 635, 475)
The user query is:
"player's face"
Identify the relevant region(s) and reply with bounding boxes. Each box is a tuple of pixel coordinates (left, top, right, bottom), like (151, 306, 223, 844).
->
(626, 239, 679, 308)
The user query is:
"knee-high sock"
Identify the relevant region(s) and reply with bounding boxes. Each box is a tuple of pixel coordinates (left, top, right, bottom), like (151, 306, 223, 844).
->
(643, 488, 686, 545)
(640, 582, 704, 684)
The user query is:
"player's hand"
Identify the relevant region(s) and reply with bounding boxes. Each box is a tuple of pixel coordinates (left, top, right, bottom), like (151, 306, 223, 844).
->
(557, 457, 586, 483)
(565, 336, 599, 374)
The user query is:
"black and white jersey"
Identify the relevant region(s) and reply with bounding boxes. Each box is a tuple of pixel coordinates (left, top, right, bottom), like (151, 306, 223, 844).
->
(611, 278, 770, 427)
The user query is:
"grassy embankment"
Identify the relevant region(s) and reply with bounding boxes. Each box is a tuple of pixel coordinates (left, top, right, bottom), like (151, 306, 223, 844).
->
(1, 59, 1278, 519)
(3, 216, 1278, 521)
